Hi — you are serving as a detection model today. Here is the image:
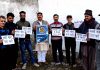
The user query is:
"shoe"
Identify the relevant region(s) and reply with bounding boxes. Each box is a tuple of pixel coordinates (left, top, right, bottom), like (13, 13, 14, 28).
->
(55, 62, 61, 65)
(73, 64, 77, 67)
(44, 62, 48, 65)
(51, 62, 56, 65)
(33, 63, 40, 67)
(41, 62, 48, 65)
(65, 63, 70, 67)
(61, 62, 66, 65)
(22, 63, 27, 70)
(12, 68, 18, 70)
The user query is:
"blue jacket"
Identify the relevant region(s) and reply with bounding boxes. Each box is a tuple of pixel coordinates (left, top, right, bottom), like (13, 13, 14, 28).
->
(0, 27, 10, 49)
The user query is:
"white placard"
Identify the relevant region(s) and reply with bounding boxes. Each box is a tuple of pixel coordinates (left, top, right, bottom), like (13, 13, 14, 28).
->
(14, 30, 25, 38)
(52, 28, 62, 36)
(74, 20, 83, 28)
(95, 29, 100, 40)
(1, 35, 15, 45)
(76, 33, 87, 43)
(22, 27, 32, 35)
(65, 30, 75, 38)
(88, 29, 96, 39)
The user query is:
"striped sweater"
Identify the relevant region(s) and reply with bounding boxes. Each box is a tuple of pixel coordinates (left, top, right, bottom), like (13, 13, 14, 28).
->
(50, 22, 63, 40)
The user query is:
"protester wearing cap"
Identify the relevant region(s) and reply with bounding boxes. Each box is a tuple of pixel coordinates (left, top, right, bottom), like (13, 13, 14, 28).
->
(78, 9, 98, 70)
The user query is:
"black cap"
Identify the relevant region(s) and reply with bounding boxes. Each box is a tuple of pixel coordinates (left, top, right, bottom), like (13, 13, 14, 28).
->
(84, 9, 92, 16)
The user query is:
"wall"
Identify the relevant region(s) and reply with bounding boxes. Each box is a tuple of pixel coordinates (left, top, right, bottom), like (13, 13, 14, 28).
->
(39, 0, 100, 27)
(0, 0, 38, 24)
(38, 0, 100, 52)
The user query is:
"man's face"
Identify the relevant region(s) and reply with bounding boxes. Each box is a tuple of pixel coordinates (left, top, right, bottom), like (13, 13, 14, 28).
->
(0, 18, 6, 28)
(53, 16, 59, 22)
(7, 16, 14, 23)
(20, 13, 26, 19)
(67, 18, 72, 23)
(37, 14, 43, 21)
(85, 15, 92, 21)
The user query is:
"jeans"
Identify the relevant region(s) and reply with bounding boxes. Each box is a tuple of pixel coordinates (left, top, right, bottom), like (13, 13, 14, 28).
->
(19, 39, 35, 64)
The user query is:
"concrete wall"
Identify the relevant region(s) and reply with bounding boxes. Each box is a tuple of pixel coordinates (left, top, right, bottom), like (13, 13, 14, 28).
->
(38, 0, 100, 52)
(0, 0, 38, 24)
(38, 0, 100, 26)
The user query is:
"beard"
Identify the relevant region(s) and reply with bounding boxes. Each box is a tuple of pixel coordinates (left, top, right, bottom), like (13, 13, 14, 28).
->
(8, 21, 13, 23)
(84, 18, 95, 29)
(20, 18, 25, 22)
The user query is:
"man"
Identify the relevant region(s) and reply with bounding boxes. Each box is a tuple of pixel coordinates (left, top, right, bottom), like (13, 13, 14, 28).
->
(16, 11, 39, 69)
(63, 15, 76, 67)
(95, 23, 100, 70)
(5, 12, 18, 70)
(50, 14, 63, 65)
(33, 12, 49, 64)
(78, 9, 98, 70)
(0, 16, 11, 70)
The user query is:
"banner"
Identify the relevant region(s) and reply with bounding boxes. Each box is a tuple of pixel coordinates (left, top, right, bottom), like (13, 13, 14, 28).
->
(65, 30, 75, 38)
(14, 29, 25, 38)
(52, 28, 62, 36)
(1, 35, 15, 45)
(36, 25, 48, 43)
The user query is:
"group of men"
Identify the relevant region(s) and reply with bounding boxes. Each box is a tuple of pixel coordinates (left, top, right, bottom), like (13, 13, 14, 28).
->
(0, 9, 100, 70)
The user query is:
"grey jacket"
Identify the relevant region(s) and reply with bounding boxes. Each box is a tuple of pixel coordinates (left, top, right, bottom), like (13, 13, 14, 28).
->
(95, 23, 100, 70)
(16, 20, 30, 40)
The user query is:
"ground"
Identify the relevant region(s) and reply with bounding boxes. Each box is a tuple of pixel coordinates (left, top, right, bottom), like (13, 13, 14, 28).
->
(15, 47, 84, 70)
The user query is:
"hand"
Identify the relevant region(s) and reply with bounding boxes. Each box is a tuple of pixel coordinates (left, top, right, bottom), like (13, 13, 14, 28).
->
(86, 32, 90, 41)
(62, 28, 65, 32)
(33, 24, 37, 30)
(44, 40, 48, 42)
(0, 39, 3, 44)
(12, 30, 15, 34)
(86, 32, 89, 37)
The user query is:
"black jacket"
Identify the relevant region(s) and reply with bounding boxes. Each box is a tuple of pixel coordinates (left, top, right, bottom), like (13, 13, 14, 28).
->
(5, 22, 18, 47)
(78, 18, 98, 47)
(63, 23, 75, 41)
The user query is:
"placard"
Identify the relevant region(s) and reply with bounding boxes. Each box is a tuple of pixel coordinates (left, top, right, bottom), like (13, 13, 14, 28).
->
(14, 29, 25, 38)
(88, 29, 96, 39)
(76, 33, 87, 42)
(1, 35, 15, 45)
(88, 29, 100, 40)
(52, 28, 62, 36)
(36, 25, 48, 43)
(22, 27, 32, 35)
(65, 30, 75, 38)
(95, 29, 100, 40)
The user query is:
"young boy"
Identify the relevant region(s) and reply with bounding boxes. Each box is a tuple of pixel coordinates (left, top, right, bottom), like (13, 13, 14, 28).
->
(0, 16, 11, 70)
(63, 15, 76, 67)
